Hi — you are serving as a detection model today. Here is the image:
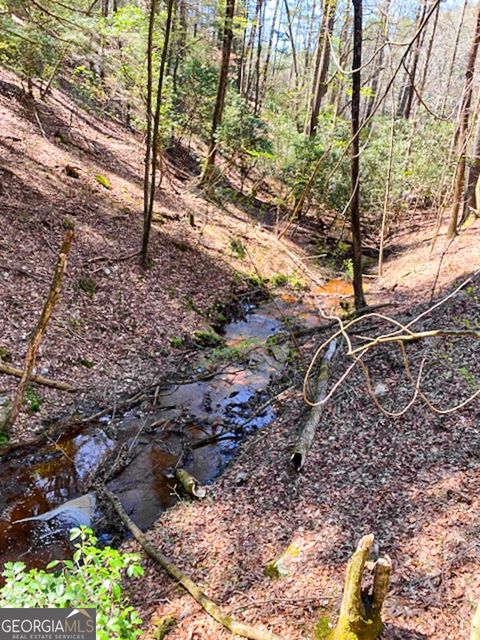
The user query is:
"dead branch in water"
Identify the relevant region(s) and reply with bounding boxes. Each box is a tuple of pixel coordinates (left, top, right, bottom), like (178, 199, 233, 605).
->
(3, 227, 74, 434)
(101, 486, 280, 640)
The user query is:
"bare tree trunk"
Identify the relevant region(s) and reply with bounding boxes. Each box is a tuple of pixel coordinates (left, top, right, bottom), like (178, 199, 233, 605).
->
(462, 102, 480, 222)
(141, 0, 175, 266)
(416, 0, 440, 100)
(200, 0, 235, 182)
(326, 534, 391, 640)
(244, 0, 261, 98)
(447, 2, 480, 239)
(441, 0, 468, 116)
(0, 363, 76, 392)
(364, 0, 391, 121)
(141, 0, 157, 266)
(253, 0, 265, 114)
(3, 228, 74, 435)
(350, 0, 366, 310)
(306, 0, 338, 138)
(283, 0, 299, 90)
(258, 0, 280, 109)
(397, 0, 427, 120)
(291, 339, 336, 471)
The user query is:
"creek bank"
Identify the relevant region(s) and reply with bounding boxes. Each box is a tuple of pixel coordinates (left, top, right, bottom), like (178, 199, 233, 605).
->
(0, 291, 329, 569)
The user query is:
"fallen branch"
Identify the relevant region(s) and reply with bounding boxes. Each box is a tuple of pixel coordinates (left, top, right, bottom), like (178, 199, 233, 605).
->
(291, 339, 337, 471)
(3, 227, 74, 434)
(0, 362, 77, 392)
(175, 468, 207, 499)
(101, 487, 280, 640)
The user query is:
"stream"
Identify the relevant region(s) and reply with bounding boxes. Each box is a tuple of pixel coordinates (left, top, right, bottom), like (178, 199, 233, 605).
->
(0, 285, 352, 569)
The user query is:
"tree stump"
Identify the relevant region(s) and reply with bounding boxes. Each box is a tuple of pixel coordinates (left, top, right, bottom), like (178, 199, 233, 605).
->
(325, 534, 391, 640)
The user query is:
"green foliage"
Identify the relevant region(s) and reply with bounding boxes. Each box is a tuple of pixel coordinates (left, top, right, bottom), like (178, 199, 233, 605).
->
(79, 276, 97, 296)
(95, 174, 112, 190)
(175, 56, 218, 139)
(0, 346, 12, 362)
(218, 92, 272, 160)
(25, 387, 41, 413)
(342, 259, 354, 281)
(207, 338, 261, 365)
(0, 527, 144, 640)
(229, 238, 246, 259)
(170, 336, 184, 348)
(193, 328, 225, 348)
(79, 358, 95, 368)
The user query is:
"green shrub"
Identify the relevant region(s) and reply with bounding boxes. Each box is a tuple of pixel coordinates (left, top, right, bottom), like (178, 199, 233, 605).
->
(25, 387, 41, 413)
(0, 527, 144, 640)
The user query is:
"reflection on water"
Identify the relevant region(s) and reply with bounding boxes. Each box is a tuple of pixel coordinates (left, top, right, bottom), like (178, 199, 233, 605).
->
(0, 303, 295, 568)
(0, 288, 343, 568)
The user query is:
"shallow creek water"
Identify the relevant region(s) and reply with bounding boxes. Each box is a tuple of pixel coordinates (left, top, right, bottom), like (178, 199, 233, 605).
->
(0, 286, 352, 568)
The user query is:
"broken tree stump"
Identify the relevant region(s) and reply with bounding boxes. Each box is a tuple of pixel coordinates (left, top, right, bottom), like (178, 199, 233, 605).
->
(324, 534, 391, 640)
(471, 601, 480, 640)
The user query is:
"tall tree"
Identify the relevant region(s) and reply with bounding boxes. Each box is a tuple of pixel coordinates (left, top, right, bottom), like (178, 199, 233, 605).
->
(364, 0, 391, 121)
(447, 1, 480, 239)
(201, 0, 236, 182)
(350, 0, 365, 309)
(396, 0, 428, 120)
(306, 0, 337, 138)
(141, 0, 175, 266)
(441, 0, 468, 116)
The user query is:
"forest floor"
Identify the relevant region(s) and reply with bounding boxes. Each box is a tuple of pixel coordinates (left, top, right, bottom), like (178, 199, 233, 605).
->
(0, 67, 306, 441)
(1, 67, 480, 639)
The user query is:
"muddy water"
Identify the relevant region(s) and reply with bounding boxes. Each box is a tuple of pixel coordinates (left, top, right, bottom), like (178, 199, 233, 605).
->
(0, 287, 351, 569)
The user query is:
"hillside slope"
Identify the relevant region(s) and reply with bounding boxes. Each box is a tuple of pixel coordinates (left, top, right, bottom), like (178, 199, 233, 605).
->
(0, 67, 306, 440)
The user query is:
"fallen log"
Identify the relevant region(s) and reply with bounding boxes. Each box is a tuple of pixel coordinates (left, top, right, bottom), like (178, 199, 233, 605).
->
(291, 338, 337, 471)
(175, 468, 207, 499)
(0, 362, 77, 392)
(324, 534, 391, 640)
(101, 486, 280, 640)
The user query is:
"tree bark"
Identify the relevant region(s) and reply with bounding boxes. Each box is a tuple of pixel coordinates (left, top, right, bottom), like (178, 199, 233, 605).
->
(101, 487, 280, 640)
(306, 0, 337, 138)
(291, 339, 336, 471)
(2, 228, 74, 434)
(326, 534, 391, 640)
(201, 0, 235, 182)
(141, 0, 175, 267)
(447, 1, 480, 239)
(462, 106, 480, 222)
(175, 468, 207, 498)
(258, 0, 280, 109)
(441, 0, 468, 116)
(396, 0, 427, 120)
(350, 0, 366, 309)
(0, 363, 76, 392)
